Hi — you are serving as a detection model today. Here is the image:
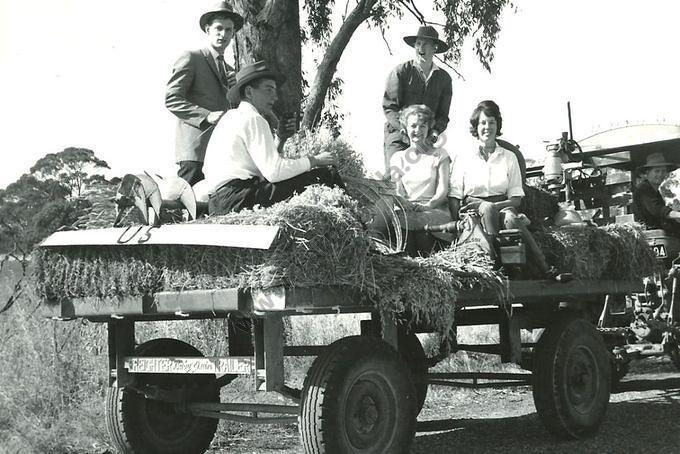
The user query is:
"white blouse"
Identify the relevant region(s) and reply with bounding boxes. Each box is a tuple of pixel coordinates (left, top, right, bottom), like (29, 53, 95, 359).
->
(448, 142, 524, 200)
(390, 147, 450, 202)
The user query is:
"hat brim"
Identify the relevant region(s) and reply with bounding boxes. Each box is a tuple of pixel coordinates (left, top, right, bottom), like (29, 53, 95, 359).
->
(638, 162, 678, 171)
(227, 70, 286, 105)
(403, 36, 449, 53)
(199, 10, 244, 32)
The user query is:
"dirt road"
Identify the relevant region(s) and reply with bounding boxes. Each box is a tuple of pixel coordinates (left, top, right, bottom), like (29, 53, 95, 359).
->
(211, 361, 680, 453)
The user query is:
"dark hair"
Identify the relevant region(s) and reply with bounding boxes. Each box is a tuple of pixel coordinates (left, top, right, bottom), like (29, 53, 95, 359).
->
(469, 100, 502, 138)
(399, 104, 435, 130)
(203, 12, 235, 31)
(239, 77, 276, 98)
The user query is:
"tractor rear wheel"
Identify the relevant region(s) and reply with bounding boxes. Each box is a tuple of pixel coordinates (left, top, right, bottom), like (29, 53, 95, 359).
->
(532, 318, 611, 439)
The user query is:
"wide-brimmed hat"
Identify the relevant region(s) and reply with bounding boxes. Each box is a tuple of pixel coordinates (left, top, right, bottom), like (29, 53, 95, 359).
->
(403, 25, 449, 53)
(199, 1, 244, 32)
(227, 60, 286, 104)
(638, 152, 678, 171)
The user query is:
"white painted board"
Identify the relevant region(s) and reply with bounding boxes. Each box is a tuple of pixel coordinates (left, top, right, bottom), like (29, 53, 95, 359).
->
(40, 224, 280, 250)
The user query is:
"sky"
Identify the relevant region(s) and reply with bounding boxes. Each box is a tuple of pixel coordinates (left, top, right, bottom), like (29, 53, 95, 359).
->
(2, 0, 680, 188)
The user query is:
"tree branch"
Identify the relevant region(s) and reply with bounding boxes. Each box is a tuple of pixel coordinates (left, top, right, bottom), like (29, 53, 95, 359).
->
(397, 0, 425, 23)
(302, 0, 379, 129)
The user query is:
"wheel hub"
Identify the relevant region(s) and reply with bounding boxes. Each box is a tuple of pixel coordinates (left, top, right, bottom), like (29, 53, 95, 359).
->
(345, 375, 395, 449)
(566, 346, 599, 413)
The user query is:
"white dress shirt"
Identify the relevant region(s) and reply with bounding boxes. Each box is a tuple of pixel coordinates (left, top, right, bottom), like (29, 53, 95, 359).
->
(202, 101, 311, 194)
(449, 142, 524, 199)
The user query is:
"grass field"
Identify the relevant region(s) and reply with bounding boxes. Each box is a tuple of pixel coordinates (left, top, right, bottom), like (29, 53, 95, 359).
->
(0, 260, 515, 453)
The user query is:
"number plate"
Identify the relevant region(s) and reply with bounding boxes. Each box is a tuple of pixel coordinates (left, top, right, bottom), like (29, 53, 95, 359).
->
(125, 356, 254, 375)
(652, 244, 667, 258)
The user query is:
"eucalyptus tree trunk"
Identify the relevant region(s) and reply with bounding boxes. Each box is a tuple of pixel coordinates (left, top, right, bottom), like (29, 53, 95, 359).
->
(232, 0, 302, 116)
(300, 0, 378, 130)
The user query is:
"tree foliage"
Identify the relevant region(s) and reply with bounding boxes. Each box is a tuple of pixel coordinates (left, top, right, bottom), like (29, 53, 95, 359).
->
(0, 148, 112, 253)
(30, 147, 109, 197)
(0, 175, 70, 251)
(233, 0, 512, 132)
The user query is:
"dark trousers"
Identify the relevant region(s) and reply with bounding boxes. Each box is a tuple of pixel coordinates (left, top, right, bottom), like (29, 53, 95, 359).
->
(208, 166, 345, 215)
(177, 160, 205, 186)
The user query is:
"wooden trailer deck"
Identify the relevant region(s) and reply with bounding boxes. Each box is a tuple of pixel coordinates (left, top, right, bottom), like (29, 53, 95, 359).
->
(42, 278, 644, 322)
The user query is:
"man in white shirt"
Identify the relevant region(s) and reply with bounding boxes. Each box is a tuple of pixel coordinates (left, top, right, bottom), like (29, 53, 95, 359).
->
(202, 61, 343, 214)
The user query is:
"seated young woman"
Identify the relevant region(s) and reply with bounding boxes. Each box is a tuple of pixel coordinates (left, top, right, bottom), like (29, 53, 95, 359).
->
(448, 100, 552, 276)
(389, 104, 452, 254)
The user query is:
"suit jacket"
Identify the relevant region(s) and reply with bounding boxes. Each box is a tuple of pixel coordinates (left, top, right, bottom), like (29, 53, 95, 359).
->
(165, 47, 233, 163)
(633, 179, 672, 229)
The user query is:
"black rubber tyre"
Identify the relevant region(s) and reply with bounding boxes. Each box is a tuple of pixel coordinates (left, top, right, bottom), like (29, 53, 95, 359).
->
(299, 335, 416, 454)
(106, 338, 219, 454)
(532, 318, 611, 439)
(398, 332, 428, 415)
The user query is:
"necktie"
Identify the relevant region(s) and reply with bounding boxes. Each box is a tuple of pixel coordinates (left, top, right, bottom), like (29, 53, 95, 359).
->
(216, 55, 229, 89)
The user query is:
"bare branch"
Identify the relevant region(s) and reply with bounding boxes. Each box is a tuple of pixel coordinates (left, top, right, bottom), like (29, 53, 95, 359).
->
(397, 0, 425, 23)
(343, 0, 351, 20)
(379, 25, 394, 55)
(406, 0, 426, 22)
(435, 55, 464, 80)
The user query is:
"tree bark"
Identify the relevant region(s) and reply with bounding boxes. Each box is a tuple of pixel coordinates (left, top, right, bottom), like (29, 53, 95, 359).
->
(232, 0, 302, 116)
(301, 0, 378, 130)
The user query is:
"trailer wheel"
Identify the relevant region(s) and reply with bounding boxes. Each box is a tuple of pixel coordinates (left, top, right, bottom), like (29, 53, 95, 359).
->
(532, 318, 611, 439)
(398, 332, 428, 415)
(299, 335, 416, 454)
(106, 338, 219, 454)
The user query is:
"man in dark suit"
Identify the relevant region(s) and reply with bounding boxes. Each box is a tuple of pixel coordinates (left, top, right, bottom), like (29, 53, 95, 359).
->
(165, 1, 244, 186)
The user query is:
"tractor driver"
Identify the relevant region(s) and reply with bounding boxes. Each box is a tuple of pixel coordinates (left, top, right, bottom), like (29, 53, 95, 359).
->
(632, 152, 680, 235)
(200, 61, 345, 214)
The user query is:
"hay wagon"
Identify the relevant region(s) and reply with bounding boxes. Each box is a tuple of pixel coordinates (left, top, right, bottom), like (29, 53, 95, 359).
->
(39, 221, 643, 454)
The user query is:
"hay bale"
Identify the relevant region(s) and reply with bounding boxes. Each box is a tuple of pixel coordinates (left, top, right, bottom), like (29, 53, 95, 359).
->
(33, 183, 654, 346)
(283, 129, 365, 178)
(369, 243, 505, 347)
(34, 184, 510, 345)
(36, 186, 373, 302)
(533, 223, 656, 280)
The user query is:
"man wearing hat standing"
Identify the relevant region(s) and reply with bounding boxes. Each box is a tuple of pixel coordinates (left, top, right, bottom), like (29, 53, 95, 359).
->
(633, 152, 680, 234)
(165, 1, 244, 186)
(382, 25, 453, 176)
(201, 61, 344, 214)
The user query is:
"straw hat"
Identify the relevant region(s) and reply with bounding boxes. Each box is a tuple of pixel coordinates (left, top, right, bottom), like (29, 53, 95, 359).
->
(227, 60, 285, 104)
(638, 152, 678, 171)
(403, 25, 449, 53)
(199, 1, 244, 32)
